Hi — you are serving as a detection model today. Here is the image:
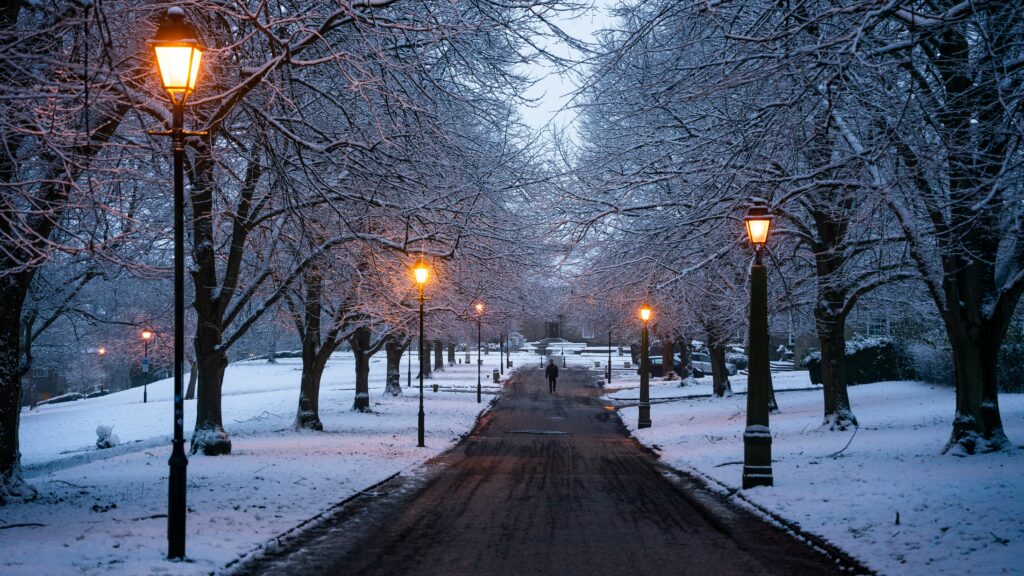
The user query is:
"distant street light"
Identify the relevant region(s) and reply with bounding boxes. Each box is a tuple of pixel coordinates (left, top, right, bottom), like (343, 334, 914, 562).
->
(149, 6, 205, 559)
(97, 347, 107, 356)
(414, 259, 430, 447)
(141, 330, 154, 403)
(475, 302, 484, 403)
(743, 203, 774, 489)
(639, 304, 652, 429)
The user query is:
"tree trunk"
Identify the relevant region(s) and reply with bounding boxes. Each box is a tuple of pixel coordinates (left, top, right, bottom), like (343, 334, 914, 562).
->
(709, 341, 732, 397)
(295, 353, 327, 431)
(944, 291, 1008, 453)
(351, 326, 372, 412)
(676, 336, 690, 375)
(434, 339, 444, 371)
(191, 336, 231, 455)
(189, 153, 232, 456)
(422, 340, 433, 379)
(0, 277, 36, 504)
(384, 335, 407, 396)
(447, 342, 456, 366)
(661, 336, 676, 380)
(816, 301, 856, 430)
(184, 359, 198, 400)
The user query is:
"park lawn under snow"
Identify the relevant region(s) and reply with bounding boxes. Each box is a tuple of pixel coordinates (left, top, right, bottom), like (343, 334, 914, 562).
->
(0, 351, 516, 575)
(607, 370, 1024, 576)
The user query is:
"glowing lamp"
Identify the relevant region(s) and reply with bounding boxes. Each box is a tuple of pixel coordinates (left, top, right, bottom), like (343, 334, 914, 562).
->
(150, 8, 204, 104)
(639, 305, 652, 323)
(142, 330, 154, 341)
(744, 205, 773, 248)
(98, 347, 107, 356)
(413, 261, 430, 286)
(475, 303, 484, 314)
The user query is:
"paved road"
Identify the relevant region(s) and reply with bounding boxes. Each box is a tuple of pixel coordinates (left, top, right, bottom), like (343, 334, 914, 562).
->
(234, 367, 861, 576)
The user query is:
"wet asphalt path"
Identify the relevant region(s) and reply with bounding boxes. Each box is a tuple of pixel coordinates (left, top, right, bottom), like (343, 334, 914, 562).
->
(233, 367, 857, 576)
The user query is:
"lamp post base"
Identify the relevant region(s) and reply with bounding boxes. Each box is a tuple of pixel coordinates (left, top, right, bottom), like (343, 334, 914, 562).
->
(167, 439, 188, 559)
(417, 408, 425, 448)
(742, 427, 773, 488)
(638, 403, 652, 429)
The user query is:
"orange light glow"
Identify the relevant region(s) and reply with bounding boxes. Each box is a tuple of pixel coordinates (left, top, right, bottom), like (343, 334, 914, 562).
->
(141, 330, 153, 341)
(413, 261, 430, 286)
(475, 303, 484, 314)
(744, 205, 773, 247)
(639, 305, 652, 322)
(98, 347, 107, 356)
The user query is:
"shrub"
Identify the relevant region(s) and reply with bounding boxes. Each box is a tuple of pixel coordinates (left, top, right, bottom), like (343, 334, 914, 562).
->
(802, 337, 913, 385)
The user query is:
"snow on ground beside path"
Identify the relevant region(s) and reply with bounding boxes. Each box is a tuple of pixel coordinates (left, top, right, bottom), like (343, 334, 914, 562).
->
(606, 371, 1024, 575)
(0, 352, 521, 575)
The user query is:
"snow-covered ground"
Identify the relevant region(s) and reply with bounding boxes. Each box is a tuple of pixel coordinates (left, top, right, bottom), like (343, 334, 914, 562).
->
(607, 370, 1024, 575)
(1, 350, 522, 575)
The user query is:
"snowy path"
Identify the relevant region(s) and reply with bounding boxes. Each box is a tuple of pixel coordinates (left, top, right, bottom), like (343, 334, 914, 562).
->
(230, 366, 863, 576)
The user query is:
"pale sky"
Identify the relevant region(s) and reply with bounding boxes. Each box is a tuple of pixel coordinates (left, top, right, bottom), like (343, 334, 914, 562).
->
(518, 2, 617, 135)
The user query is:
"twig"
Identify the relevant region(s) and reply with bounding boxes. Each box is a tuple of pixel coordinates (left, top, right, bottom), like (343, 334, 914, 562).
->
(714, 460, 744, 468)
(0, 523, 46, 530)
(827, 427, 858, 458)
(49, 479, 93, 489)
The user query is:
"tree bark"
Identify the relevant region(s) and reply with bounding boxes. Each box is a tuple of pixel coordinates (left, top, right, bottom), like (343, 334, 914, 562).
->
(294, 268, 326, 430)
(675, 336, 690, 379)
(434, 339, 444, 371)
(384, 335, 407, 396)
(295, 354, 327, 431)
(422, 340, 433, 379)
(447, 342, 456, 366)
(709, 341, 732, 397)
(0, 277, 36, 504)
(189, 151, 233, 455)
(660, 335, 676, 380)
(816, 299, 856, 430)
(350, 326, 373, 412)
(184, 361, 198, 401)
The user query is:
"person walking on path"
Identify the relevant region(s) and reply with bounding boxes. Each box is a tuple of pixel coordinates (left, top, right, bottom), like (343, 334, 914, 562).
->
(545, 360, 559, 393)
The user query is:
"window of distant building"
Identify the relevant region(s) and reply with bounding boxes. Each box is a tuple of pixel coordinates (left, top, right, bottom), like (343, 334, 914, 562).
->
(868, 315, 890, 337)
(581, 326, 594, 339)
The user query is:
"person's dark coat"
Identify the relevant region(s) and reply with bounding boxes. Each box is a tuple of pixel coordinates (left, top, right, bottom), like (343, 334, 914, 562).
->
(545, 363, 559, 380)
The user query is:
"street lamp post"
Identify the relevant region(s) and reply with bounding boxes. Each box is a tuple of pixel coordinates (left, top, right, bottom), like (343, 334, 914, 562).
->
(743, 204, 774, 489)
(638, 305, 652, 429)
(414, 261, 430, 447)
(475, 303, 483, 403)
(499, 330, 504, 376)
(607, 329, 612, 384)
(141, 330, 153, 403)
(149, 7, 204, 559)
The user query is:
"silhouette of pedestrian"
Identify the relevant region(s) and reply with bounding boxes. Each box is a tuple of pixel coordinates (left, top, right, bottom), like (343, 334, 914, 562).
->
(545, 360, 559, 393)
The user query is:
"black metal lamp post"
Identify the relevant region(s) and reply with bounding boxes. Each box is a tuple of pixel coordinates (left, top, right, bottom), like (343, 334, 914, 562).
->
(638, 304, 652, 429)
(742, 204, 774, 489)
(141, 330, 153, 403)
(499, 330, 504, 376)
(607, 329, 612, 383)
(414, 260, 430, 447)
(475, 302, 483, 403)
(149, 7, 204, 560)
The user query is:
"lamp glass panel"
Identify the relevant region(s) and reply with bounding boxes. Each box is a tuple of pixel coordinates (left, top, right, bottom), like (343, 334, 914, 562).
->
(187, 48, 203, 91)
(745, 218, 771, 245)
(640, 307, 652, 322)
(414, 266, 429, 285)
(155, 45, 197, 93)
